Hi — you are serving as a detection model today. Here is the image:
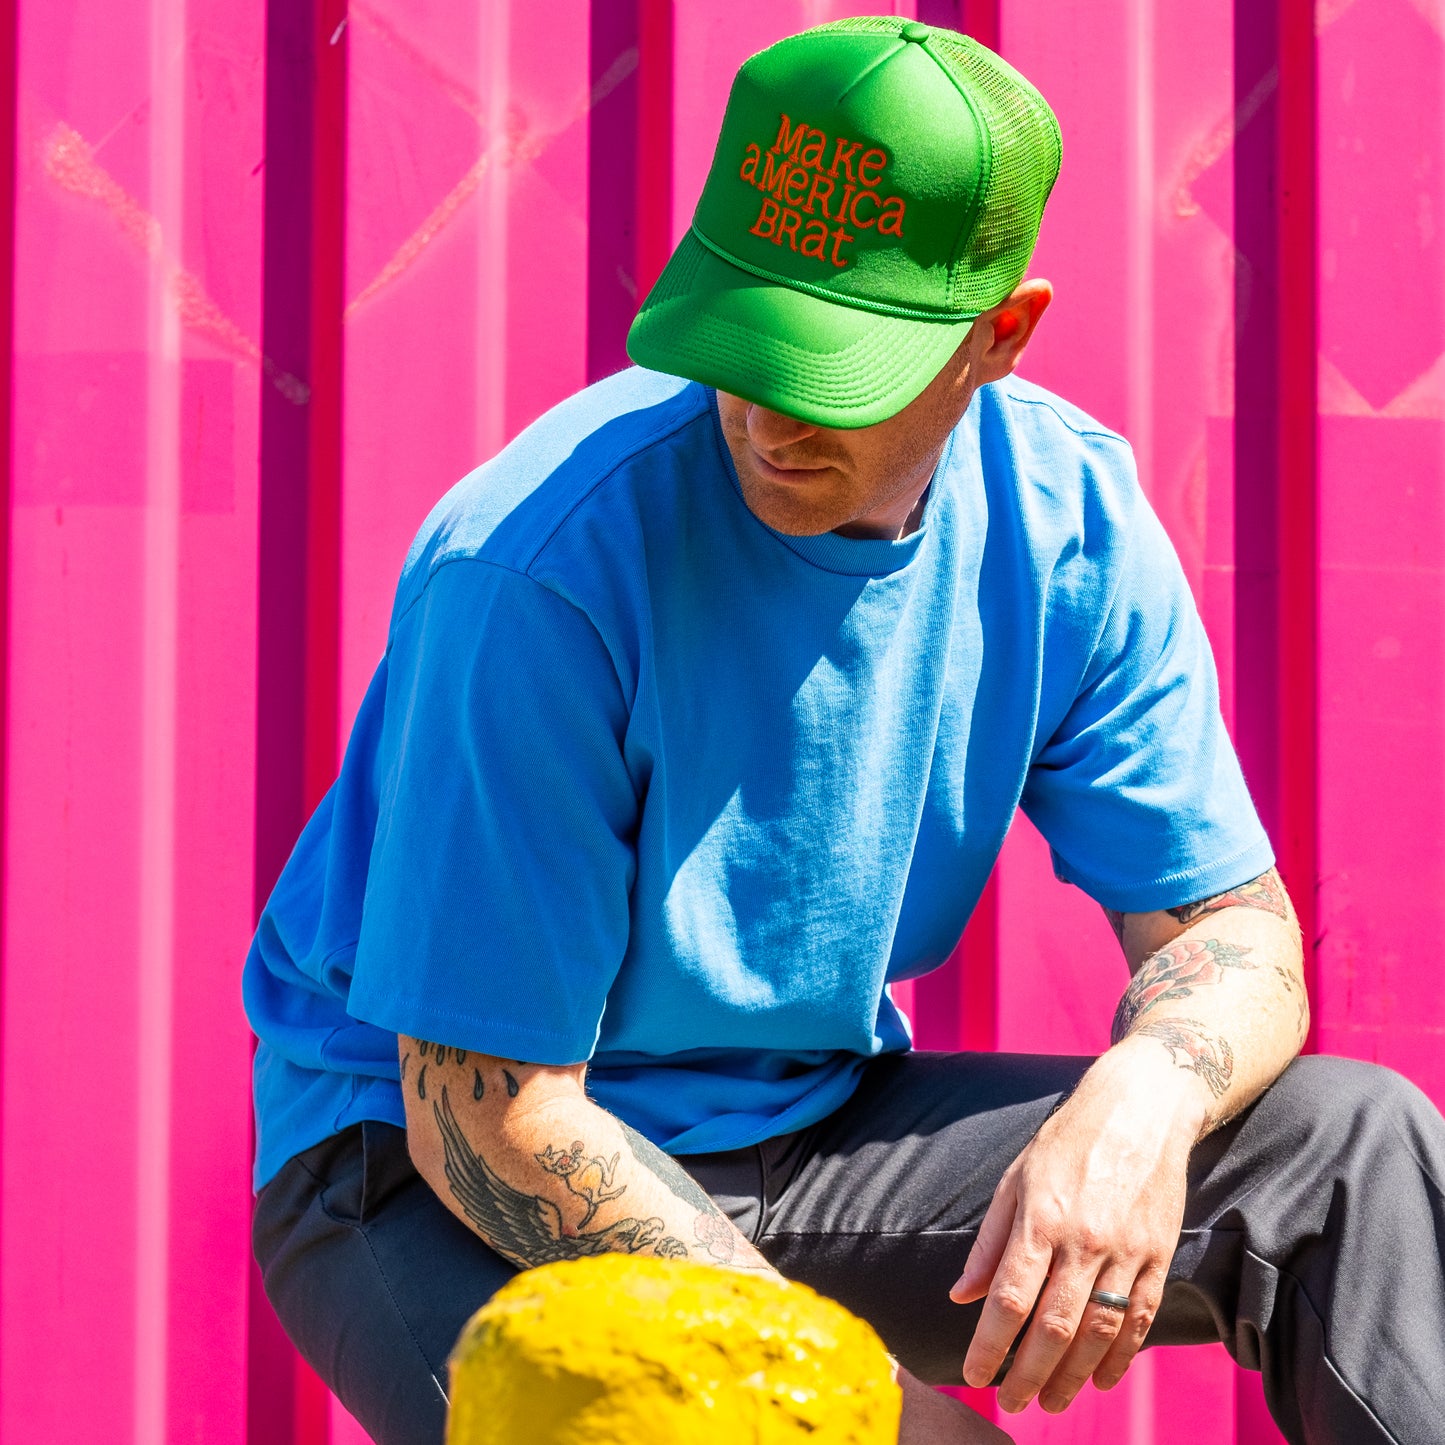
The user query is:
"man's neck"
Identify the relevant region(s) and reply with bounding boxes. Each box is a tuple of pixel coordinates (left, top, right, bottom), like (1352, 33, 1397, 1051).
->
(831, 478, 934, 542)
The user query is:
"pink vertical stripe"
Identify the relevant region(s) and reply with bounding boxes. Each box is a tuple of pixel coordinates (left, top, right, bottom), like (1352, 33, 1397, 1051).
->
(1272, 0, 1318, 1048)
(303, 0, 347, 811)
(637, 0, 675, 300)
(1313, 0, 1445, 1103)
(0, 0, 17, 1389)
(134, 6, 185, 1437)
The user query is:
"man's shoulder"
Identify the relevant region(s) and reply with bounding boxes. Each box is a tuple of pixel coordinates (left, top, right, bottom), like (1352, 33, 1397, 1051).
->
(972, 376, 1139, 527)
(979, 376, 1131, 456)
(391, 369, 710, 625)
(976, 372, 1132, 468)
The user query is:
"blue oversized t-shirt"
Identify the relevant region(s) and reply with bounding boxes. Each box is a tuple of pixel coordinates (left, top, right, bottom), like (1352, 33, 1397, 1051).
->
(243, 368, 1273, 1190)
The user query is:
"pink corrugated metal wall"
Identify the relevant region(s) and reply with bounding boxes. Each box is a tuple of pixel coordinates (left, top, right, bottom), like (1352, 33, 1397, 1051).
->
(2, 1, 1441, 1441)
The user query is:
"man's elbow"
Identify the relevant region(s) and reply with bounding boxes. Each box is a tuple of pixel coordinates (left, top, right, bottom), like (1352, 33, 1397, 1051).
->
(395, 1035, 587, 1182)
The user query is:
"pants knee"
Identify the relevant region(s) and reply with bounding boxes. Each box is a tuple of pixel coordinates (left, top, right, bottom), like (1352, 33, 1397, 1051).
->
(1252, 1054, 1440, 1168)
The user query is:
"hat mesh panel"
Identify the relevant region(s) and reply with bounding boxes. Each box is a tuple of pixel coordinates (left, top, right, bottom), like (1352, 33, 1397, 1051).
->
(802, 17, 1061, 315)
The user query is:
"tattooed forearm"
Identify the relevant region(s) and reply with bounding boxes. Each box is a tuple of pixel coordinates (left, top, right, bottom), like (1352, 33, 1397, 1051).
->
(1275, 965, 1310, 1041)
(405, 1040, 533, 1104)
(1166, 869, 1291, 927)
(617, 1122, 715, 1216)
(416, 1037, 468, 1066)
(536, 1139, 627, 1228)
(1098, 875, 1300, 1125)
(1136, 1019, 1234, 1098)
(1110, 937, 1256, 1044)
(616, 1122, 759, 1268)
(407, 1042, 760, 1272)
(432, 1087, 687, 1268)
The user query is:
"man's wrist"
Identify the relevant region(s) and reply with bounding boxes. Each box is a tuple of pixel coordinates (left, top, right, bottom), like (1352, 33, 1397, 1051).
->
(1084, 1033, 1215, 1144)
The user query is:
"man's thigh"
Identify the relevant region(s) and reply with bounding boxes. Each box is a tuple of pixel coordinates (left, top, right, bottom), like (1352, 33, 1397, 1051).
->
(253, 1119, 771, 1445)
(734, 1049, 1097, 1383)
(254, 1121, 517, 1445)
(736, 1047, 1432, 1410)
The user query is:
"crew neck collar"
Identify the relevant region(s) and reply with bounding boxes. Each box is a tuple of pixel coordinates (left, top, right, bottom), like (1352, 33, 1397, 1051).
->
(708, 392, 952, 578)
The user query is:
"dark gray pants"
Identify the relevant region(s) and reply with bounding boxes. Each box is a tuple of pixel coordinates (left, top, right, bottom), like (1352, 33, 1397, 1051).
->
(253, 1052, 1445, 1445)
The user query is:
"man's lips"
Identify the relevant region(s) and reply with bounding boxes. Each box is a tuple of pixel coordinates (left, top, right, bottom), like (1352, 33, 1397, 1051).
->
(750, 450, 832, 485)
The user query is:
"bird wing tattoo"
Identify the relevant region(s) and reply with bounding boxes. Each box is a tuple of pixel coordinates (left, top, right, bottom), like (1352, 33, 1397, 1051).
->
(432, 1085, 683, 1266)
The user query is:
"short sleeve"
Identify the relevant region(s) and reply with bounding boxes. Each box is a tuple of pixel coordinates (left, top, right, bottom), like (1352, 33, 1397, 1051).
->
(1020, 498, 1274, 913)
(347, 561, 638, 1062)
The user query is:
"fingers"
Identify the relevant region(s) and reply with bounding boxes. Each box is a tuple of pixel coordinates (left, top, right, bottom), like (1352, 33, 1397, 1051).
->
(949, 1109, 1181, 1415)
(950, 1169, 1019, 1305)
(1034, 1270, 1139, 1413)
(959, 1215, 1052, 1391)
(991, 1253, 1162, 1415)
(987, 1255, 1095, 1412)
(1091, 1262, 1166, 1392)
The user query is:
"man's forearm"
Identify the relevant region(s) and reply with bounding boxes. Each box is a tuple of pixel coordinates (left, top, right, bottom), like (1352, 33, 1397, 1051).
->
(404, 1043, 1005, 1445)
(399, 1039, 772, 1274)
(948, 871, 1305, 1414)
(1106, 870, 1307, 1135)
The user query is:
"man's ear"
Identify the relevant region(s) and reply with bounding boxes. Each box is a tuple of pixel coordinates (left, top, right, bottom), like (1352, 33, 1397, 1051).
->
(974, 279, 1053, 384)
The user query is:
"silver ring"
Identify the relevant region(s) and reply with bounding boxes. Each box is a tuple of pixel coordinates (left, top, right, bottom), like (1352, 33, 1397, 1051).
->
(1088, 1289, 1131, 1312)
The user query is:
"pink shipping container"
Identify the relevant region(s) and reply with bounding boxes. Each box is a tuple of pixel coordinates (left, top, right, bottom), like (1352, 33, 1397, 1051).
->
(2, 0, 1441, 1441)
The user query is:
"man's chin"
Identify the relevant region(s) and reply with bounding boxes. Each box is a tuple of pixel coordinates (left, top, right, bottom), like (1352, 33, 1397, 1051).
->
(735, 476, 848, 537)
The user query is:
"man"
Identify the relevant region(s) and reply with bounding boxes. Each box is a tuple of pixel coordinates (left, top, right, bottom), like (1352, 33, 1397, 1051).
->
(245, 18, 1445, 1445)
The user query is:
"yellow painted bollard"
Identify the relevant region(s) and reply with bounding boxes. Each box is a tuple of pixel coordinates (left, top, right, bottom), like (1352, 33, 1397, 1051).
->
(446, 1254, 901, 1445)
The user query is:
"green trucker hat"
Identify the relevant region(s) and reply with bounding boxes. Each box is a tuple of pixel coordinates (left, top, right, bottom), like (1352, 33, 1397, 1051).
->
(625, 17, 1061, 428)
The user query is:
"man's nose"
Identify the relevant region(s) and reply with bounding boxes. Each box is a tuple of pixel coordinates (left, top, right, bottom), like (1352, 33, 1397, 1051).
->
(745, 403, 817, 452)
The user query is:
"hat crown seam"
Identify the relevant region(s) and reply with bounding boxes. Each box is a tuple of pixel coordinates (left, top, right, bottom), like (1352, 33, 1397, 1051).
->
(834, 38, 908, 106)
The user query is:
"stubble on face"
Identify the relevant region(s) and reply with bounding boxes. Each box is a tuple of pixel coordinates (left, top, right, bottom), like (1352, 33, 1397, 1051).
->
(714, 335, 981, 540)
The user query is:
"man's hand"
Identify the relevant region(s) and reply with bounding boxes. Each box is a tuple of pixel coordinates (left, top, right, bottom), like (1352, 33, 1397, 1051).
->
(950, 868, 1305, 1415)
(948, 1042, 1202, 1413)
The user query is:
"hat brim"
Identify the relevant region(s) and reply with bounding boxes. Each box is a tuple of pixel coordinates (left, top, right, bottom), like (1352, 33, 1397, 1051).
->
(625, 231, 978, 430)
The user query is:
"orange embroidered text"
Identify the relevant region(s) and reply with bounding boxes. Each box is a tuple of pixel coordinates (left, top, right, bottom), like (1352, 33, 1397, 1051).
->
(739, 113, 906, 267)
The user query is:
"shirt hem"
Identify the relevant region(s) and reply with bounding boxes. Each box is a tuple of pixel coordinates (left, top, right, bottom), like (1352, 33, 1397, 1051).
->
(664, 1050, 880, 1156)
(1057, 836, 1277, 915)
(344, 989, 600, 1067)
(253, 1087, 407, 1194)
